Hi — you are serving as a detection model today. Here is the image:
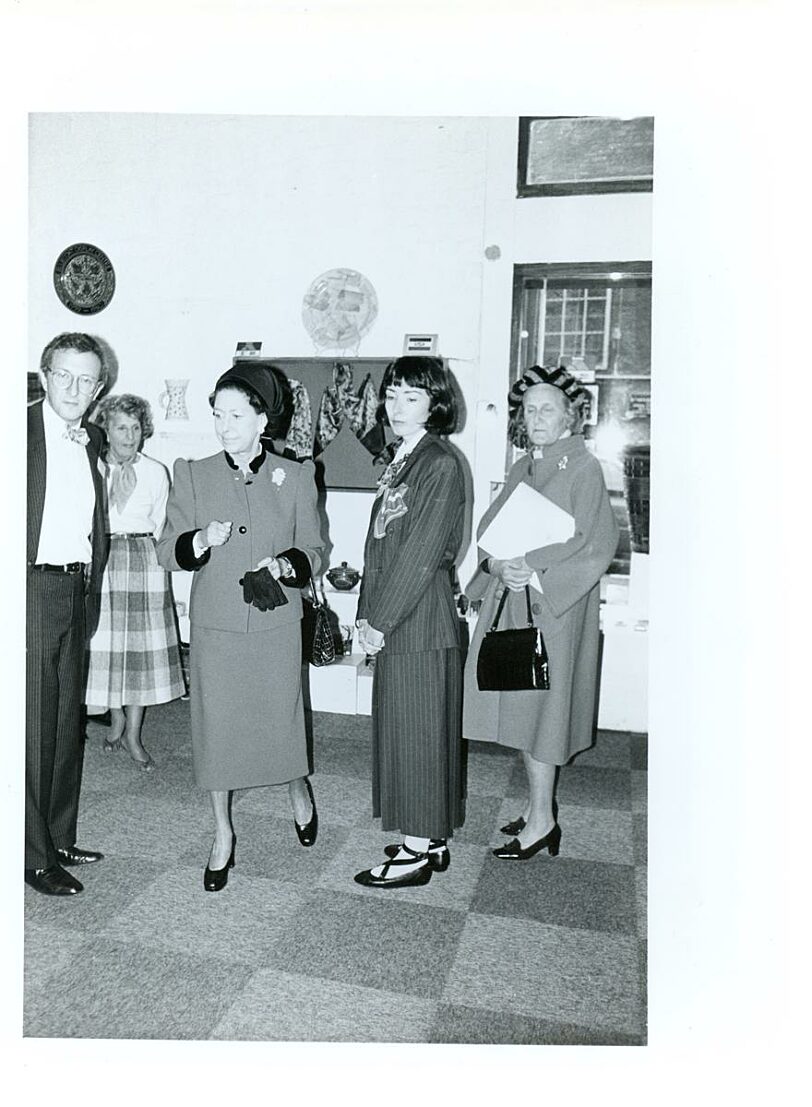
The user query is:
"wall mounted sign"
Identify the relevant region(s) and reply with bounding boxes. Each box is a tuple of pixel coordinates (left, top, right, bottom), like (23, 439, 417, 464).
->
(53, 243, 116, 314)
(234, 341, 263, 361)
(403, 333, 439, 355)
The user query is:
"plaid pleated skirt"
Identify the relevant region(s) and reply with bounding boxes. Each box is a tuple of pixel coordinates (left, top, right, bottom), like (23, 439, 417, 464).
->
(85, 535, 185, 709)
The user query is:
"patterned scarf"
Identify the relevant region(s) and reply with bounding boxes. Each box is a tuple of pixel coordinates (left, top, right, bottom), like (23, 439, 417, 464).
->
(108, 456, 138, 513)
(313, 362, 382, 457)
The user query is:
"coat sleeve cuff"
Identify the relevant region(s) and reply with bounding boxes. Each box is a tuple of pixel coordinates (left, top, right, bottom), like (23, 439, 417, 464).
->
(277, 547, 311, 588)
(175, 530, 211, 571)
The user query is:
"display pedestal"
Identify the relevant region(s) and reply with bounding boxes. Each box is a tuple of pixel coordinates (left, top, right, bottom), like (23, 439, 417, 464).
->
(598, 554, 648, 732)
(307, 584, 374, 714)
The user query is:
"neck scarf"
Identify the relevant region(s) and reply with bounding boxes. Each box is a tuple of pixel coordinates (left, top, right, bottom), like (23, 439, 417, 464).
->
(109, 456, 138, 513)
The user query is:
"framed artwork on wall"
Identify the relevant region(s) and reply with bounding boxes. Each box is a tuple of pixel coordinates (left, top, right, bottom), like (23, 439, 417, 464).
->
(517, 116, 654, 197)
(242, 357, 395, 492)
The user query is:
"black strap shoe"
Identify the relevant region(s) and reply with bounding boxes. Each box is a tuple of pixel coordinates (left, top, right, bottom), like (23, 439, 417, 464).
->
(56, 846, 104, 866)
(383, 839, 450, 872)
(24, 865, 84, 895)
(354, 845, 433, 888)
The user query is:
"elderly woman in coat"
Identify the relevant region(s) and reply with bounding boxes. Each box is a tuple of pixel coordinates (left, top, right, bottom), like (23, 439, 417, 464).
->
(463, 365, 618, 860)
(157, 363, 324, 892)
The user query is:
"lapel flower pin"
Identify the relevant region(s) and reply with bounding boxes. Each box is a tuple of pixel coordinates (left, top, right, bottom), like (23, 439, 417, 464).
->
(271, 467, 286, 487)
(558, 456, 568, 470)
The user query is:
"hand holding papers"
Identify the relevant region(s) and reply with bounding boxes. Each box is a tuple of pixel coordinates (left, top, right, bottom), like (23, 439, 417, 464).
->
(479, 482, 575, 593)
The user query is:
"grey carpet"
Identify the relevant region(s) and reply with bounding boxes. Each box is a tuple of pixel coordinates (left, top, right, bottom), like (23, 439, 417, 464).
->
(24, 698, 647, 1043)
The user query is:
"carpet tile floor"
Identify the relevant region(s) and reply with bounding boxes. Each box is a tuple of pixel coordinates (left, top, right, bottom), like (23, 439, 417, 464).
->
(23, 698, 647, 1044)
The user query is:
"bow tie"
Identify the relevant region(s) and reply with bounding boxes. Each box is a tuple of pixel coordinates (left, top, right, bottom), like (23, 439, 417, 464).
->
(64, 425, 89, 446)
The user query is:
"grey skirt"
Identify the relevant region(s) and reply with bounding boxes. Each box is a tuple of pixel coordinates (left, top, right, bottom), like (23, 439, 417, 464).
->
(371, 647, 465, 839)
(189, 621, 308, 790)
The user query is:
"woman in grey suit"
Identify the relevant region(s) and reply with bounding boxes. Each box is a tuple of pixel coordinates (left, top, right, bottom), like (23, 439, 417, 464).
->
(157, 364, 324, 891)
(354, 357, 466, 889)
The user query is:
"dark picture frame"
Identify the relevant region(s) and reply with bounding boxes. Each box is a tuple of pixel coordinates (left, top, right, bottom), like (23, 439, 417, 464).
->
(517, 116, 654, 197)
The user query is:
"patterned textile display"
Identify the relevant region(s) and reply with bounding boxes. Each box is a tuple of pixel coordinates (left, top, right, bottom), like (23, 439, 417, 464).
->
(85, 536, 185, 709)
(284, 378, 313, 459)
(313, 362, 383, 457)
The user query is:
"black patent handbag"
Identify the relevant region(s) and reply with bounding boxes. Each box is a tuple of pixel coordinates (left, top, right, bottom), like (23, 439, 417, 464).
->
(476, 585, 550, 691)
(301, 581, 337, 667)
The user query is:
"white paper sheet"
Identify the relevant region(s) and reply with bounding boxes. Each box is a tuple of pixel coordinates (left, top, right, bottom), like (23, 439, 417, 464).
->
(479, 482, 575, 592)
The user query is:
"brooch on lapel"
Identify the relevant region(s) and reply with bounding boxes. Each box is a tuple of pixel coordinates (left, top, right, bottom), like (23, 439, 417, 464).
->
(373, 484, 409, 539)
(271, 467, 286, 487)
(558, 456, 568, 470)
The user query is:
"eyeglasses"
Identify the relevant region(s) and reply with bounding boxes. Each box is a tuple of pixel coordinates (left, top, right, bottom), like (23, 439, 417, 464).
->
(47, 368, 101, 395)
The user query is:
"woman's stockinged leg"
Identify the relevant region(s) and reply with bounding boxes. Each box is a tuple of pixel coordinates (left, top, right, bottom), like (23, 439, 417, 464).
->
(122, 704, 148, 759)
(109, 706, 126, 744)
(518, 752, 557, 848)
(208, 789, 234, 868)
(288, 776, 312, 824)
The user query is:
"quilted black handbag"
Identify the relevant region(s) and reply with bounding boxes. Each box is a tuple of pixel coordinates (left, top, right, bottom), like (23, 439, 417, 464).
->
(301, 581, 337, 667)
(476, 585, 550, 691)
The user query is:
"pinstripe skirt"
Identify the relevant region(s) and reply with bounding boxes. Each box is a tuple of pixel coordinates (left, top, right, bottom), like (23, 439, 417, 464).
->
(371, 647, 465, 839)
(85, 535, 185, 709)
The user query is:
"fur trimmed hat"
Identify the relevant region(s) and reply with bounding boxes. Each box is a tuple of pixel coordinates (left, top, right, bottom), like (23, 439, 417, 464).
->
(508, 364, 588, 409)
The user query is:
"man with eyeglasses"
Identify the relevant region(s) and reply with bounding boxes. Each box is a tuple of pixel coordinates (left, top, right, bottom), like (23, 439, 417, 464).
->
(26, 333, 109, 895)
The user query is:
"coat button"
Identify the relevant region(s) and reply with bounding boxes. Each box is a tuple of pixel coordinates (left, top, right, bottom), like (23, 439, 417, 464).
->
(532, 602, 541, 614)
(238, 525, 247, 534)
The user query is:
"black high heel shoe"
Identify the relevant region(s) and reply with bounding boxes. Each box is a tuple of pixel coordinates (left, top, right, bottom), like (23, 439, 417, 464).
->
(204, 834, 236, 891)
(500, 799, 558, 837)
(354, 845, 433, 888)
(383, 839, 450, 872)
(294, 777, 318, 847)
(492, 823, 561, 861)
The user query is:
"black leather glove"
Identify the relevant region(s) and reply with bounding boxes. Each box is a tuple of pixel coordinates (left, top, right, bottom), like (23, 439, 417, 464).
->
(238, 567, 289, 612)
(240, 572, 257, 607)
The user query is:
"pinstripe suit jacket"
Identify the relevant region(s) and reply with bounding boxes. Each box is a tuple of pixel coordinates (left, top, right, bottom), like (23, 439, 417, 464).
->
(27, 400, 109, 634)
(356, 434, 464, 655)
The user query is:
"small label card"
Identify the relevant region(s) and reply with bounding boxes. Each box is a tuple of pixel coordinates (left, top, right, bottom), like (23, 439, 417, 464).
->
(234, 341, 263, 362)
(403, 333, 439, 355)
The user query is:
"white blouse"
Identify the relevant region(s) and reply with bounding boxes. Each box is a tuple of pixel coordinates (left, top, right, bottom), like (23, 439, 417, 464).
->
(106, 452, 170, 536)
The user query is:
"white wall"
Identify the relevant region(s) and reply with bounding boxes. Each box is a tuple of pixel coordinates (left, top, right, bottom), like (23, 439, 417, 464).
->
(30, 114, 652, 588)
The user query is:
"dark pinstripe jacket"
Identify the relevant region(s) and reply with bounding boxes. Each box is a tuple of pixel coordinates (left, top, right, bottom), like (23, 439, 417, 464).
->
(356, 434, 465, 655)
(27, 400, 109, 634)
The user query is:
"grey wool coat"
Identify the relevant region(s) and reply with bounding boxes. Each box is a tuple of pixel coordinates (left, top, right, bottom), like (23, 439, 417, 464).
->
(156, 450, 323, 632)
(463, 434, 619, 764)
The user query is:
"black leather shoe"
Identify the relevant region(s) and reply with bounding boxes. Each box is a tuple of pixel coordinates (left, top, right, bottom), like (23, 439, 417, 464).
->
(204, 835, 236, 892)
(24, 865, 83, 895)
(384, 839, 450, 872)
(500, 800, 558, 837)
(56, 845, 104, 866)
(493, 824, 562, 861)
(294, 777, 318, 847)
(354, 845, 433, 888)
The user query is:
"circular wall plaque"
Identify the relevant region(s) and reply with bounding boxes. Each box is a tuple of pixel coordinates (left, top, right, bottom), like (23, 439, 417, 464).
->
(301, 267, 378, 352)
(53, 243, 116, 314)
